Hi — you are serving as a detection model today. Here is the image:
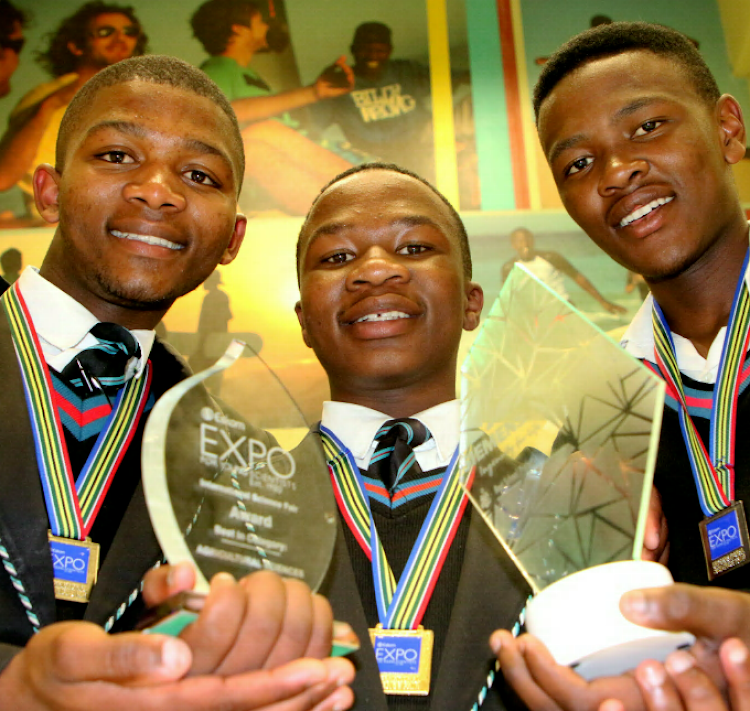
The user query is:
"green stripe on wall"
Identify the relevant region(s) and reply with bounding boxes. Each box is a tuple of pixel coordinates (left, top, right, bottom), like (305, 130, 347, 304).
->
(466, 0, 515, 210)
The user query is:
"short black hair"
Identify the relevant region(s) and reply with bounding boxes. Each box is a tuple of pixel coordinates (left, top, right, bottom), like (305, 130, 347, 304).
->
(56, 55, 245, 194)
(0, 0, 27, 45)
(296, 162, 472, 281)
(534, 21, 720, 122)
(36, 1, 148, 77)
(352, 22, 392, 49)
(191, 0, 260, 56)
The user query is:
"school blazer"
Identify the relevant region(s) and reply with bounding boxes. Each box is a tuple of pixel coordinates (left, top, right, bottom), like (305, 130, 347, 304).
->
(0, 306, 190, 670)
(312, 428, 531, 711)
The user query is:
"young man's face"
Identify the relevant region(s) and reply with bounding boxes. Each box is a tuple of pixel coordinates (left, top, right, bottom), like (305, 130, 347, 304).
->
(352, 41, 391, 77)
(76, 12, 141, 69)
(34, 79, 245, 321)
(0, 21, 23, 97)
(295, 170, 482, 401)
(537, 50, 746, 281)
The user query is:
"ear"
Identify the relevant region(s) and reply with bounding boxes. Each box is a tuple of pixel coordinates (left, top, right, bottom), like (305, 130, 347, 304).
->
(717, 94, 746, 165)
(67, 40, 84, 57)
(33, 164, 61, 224)
(462, 281, 484, 332)
(219, 214, 247, 265)
(294, 300, 312, 348)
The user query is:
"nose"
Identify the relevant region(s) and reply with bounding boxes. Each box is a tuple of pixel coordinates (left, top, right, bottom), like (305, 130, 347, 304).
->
(598, 154, 649, 196)
(122, 165, 187, 213)
(347, 247, 409, 288)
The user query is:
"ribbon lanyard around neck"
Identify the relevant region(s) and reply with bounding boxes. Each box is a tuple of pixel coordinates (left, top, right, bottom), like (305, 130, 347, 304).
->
(651, 248, 750, 517)
(1, 284, 152, 540)
(320, 425, 471, 629)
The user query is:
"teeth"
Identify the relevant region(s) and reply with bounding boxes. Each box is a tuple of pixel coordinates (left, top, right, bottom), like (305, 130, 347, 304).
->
(619, 196, 673, 228)
(111, 229, 183, 250)
(355, 311, 410, 323)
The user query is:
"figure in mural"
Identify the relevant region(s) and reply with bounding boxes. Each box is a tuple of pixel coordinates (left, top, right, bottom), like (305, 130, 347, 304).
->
(191, 0, 356, 215)
(189, 269, 232, 390)
(313, 22, 435, 180)
(0, 246, 21, 283)
(0, 1, 147, 214)
(0, 0, 26, 99)
(501, 227, 626, 314)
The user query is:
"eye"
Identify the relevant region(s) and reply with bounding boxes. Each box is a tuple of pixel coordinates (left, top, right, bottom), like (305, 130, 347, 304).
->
(185, 169, 218, 187)
(321, 251, 353, 264)
(97, 150, 133, 164)
(565, 156, 593, 176)
(397, 243, 432, 256)
(633, 119, 664, 137)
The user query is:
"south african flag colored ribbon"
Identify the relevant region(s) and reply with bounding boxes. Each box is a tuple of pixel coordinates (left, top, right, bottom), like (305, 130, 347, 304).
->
(320, 425, 472, 630)
(651, 249, 750, 517)
(1, 283, 151, 539)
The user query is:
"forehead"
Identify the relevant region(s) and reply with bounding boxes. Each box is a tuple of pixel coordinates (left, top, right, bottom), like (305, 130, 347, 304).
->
(538, 50, 704, 152)
(301, 171, 458, 254)
(89, 12, 136, 27)
(65, 79, 240, 174)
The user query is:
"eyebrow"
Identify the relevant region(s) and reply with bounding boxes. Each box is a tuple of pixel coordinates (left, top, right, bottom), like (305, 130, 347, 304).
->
(307, 215, 442, 245)
(547, 96, 667, 165)
(84, 120, 234, 171)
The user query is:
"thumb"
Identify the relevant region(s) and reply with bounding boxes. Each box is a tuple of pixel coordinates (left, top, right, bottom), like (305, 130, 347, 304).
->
(37, 624, 192, 686)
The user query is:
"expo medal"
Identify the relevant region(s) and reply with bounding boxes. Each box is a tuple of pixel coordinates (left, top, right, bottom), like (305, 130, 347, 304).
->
(652, 249, 750, 580)
(2, 284, 151, 601)
(321, 427, 471, 695)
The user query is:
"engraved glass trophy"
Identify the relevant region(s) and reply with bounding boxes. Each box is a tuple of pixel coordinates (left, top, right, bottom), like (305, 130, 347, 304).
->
(460, 265, 692, 679)
(141, 341, 337, 630)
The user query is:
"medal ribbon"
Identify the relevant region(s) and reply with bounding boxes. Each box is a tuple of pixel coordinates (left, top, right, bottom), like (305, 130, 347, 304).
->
(2, 284, 151, 539)
(651, 249, 750, 517)
(320, 425, 472, 629)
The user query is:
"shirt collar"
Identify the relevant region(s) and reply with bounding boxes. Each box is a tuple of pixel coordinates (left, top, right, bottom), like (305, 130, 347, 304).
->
(321, 399, 459, 466)
(16, 266, 155, 377)
(620, 261, 750, 385)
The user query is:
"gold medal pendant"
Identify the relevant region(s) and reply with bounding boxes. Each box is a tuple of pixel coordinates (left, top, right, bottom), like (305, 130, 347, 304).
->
(48, 531, 100, 602)
(369, 624, 433, 696)
(699, 501, 750, 580)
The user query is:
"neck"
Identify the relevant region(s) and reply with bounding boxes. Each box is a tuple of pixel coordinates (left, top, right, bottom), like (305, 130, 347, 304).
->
(329, 378, 456, 419)
(648, 220, 749, 357)
(74, 64, 101, 85)
(38, 259, 169, 331)
(222, 42, 253, 67)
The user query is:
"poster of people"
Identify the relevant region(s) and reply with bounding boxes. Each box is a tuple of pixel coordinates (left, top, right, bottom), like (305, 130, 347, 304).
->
(0, 0, 746, 419)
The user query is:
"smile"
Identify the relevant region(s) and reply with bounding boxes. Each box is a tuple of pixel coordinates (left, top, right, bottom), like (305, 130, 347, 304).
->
(354, 311, 412, 324)
(619, 196, 674, 228)
(111, 229, 184, 250)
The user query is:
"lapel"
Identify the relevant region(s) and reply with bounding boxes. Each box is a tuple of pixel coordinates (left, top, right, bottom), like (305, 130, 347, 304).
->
(85, 339, 191, 625)
(0, 309, 57, 628)
(312, 426, 388, 711)
(432, 510, 531, 711)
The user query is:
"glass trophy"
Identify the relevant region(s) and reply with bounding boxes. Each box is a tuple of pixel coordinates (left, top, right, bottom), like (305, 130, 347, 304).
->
(141, 340, 338, 633)
(460, 265, 693, 679)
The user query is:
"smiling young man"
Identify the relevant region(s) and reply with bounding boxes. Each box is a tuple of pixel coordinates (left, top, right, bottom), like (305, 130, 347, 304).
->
(0, 54, 354, 711)
(295, 163, 530, 710)
(489, 21, 750, 711)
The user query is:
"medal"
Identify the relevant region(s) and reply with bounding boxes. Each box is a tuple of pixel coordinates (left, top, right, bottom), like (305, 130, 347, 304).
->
(699, 500, 750, 579)
(321, 426, 472, 695)
(2, 284, 151, 601)
(48, 531, 100, 602)
(651, 248, 750, 580)
(369, 624, 433, 696)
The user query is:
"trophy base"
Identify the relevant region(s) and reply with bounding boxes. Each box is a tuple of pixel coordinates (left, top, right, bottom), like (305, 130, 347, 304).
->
(525, 560, 695, 680)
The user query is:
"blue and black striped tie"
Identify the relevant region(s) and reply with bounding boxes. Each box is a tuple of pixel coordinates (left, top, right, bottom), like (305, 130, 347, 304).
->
(368, 418, 432, 492)
(60, 322, 140, 395)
